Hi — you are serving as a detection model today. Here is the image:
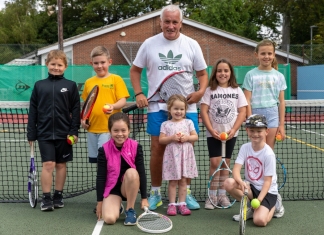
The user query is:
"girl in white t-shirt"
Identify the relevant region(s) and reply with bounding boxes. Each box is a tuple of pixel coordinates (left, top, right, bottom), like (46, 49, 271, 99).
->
(201, 59, 247, 209)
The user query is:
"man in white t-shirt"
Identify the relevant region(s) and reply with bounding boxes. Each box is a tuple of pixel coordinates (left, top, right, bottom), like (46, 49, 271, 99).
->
(130, 4, 208, 211)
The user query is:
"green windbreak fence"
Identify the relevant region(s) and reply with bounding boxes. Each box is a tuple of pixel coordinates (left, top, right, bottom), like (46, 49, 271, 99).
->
(0, 64, 291, 101)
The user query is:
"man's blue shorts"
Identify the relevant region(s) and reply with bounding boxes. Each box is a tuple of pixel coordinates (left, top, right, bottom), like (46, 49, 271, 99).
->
(147, 110, 199, 136)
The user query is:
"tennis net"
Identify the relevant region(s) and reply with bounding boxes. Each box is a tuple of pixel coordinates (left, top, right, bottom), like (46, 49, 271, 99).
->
(1, 100, 324, 202)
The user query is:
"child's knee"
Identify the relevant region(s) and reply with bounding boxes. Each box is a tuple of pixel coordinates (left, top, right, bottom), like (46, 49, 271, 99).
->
(102, 214, 118, 225)
(124, 168, 139, 181)
(224, 178, 235, 191)
(253, 217, 268, 227)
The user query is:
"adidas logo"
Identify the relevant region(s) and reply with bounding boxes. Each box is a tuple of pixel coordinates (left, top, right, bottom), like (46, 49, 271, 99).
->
(158, 50, 181, 71)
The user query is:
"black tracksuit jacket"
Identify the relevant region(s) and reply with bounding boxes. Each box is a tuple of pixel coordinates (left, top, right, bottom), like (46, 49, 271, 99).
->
(27, 73, 80, 141)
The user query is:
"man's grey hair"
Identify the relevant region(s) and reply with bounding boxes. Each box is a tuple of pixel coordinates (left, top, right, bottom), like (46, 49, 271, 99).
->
(160, 4, 183, 21)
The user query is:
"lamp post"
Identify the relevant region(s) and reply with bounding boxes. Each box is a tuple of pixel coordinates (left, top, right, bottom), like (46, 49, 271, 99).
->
(310, 25, 317, 64)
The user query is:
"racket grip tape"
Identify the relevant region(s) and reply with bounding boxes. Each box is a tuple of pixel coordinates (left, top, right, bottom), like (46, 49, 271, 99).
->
(122, 104, 138, 113)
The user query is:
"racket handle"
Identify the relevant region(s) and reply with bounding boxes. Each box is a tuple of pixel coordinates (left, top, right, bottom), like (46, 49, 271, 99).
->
(122, 104, 138, 113)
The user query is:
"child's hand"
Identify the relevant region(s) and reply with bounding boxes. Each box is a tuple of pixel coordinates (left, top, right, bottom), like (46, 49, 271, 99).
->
(174, 132, 184, 142)
(227, 129, 235, 140)
(81, 119, 89, 130)
(179, 133, 189, 143)
(102, 104, 114, 114)
(141, 198, 149, 210)
(211, 130, 219, 140)
(96, 202, 103, 221)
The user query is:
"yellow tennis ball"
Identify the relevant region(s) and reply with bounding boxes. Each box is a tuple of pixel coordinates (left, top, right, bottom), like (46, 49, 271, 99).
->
(219, 132, 228, 141)
(276, 134, 282, 142)
(251, 198, 260, 209)
(102, 104, 112, 113)
(67, 136, 75, 145)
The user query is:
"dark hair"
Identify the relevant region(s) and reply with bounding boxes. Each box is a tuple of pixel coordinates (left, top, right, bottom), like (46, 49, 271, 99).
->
(208, 58, 238, 90)
(255, 39, 278, 70)
(108, 112, 130, 131)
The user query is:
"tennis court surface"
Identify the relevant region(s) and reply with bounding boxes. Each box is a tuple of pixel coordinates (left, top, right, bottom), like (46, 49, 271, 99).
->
(1, 99, 324, 234)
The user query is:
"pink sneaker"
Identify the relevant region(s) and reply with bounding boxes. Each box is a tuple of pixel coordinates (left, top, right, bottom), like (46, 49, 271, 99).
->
(167, 204, 177, 216)
(177, 204, 191, 215)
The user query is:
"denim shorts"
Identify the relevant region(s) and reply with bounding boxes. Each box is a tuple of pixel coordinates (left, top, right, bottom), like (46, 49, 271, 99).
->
(87, 132, 111, 163)
(252, 106, 279, 128)
(147, 110, 199, 136)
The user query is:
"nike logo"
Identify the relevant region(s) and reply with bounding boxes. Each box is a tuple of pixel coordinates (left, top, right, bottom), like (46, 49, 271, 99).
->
(63, 153, 70, 158)
(61, 88, 68, 92)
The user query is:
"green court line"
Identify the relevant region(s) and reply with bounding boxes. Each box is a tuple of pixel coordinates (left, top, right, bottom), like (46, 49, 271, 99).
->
(286, 135, 324, 152)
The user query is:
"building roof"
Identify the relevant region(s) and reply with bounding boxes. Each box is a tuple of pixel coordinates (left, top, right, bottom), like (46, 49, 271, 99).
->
(26, 9, 305, 63)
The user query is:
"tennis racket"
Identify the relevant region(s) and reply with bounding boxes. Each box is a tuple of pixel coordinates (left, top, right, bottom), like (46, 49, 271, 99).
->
(28, 142, 38, 208)
(81, 85, 99, 125)
(136, 206, 173, 233)
(123, 71, 196, 113)
(207, 139, 236, 208)
(239, 184, 249, 235)
(276, 157, 287, 190)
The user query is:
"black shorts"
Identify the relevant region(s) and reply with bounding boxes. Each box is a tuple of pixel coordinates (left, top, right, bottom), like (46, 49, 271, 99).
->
(207, 137, 237, 159)
(110, 180, 127, 201)
(250, 184, 277, 211)
(38, 140, 73, 163)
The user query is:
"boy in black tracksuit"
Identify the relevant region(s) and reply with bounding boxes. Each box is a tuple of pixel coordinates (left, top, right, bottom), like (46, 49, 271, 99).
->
(27, 50, 80, 211)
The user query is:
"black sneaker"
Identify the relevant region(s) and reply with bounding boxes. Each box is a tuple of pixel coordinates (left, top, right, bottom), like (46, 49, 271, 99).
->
(40, 195, 54, 211)
(53, 192, 64, 208)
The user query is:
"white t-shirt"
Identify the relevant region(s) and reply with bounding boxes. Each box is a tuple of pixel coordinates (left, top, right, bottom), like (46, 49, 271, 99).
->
(200, 86, 247, 137)
(133, 33, 207, 113)
(235, 142, 278, 195)
(242, 68, 287, 108)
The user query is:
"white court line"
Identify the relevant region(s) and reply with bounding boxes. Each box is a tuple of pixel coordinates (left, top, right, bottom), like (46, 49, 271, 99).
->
(287, 124, 324, 136)
(92, 220, 104, 235)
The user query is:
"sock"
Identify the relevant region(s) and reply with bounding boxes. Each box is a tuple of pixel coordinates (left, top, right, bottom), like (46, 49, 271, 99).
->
(209, 190, 217, 196)
(151, 187, 161, 194)
(168, 202, 177, 206)
(43, 192, 51, 198)
(187, 185, 190, 189)
(54, 190, 63, 197)
(218, 189, 226, 195)
(178, 202, 186, 206)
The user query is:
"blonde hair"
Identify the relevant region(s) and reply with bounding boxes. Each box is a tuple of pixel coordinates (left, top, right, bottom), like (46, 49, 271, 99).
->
(160, 4, 183, 21)
(90, 46, 110, 59)
(255, 39, 278, 70)
(166, 94, 188, 119)
(46, 50, 68, 67)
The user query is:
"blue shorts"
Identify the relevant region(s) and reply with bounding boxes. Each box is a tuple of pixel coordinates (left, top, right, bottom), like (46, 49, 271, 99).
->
(252, 106, 279, 128)
(87, 132, 111, 163)
(147, 110, 199, 136)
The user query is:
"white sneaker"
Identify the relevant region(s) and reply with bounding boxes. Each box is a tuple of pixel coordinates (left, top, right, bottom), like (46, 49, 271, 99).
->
(273, 205, 285, 218)
(273, 193, 285, 218)
(205, 196, 217, 210)
(233, 207, 254, 222)
(218, 194, 231, 207)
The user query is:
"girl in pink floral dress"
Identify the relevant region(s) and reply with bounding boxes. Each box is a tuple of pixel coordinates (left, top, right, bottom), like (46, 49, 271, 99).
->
(159, 94, 198, 216)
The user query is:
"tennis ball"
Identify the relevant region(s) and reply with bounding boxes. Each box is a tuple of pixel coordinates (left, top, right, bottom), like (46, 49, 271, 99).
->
(219, 132, 228, 141)
(251, 198, 260, 209)
(67, 136, 75, 145)
(102, 104, 113, 113)
(276, 134, 282, 142)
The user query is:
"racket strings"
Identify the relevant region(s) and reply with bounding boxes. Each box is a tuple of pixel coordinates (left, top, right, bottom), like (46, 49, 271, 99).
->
(159, 72, 195, 101)
(137, 214, 172, 231)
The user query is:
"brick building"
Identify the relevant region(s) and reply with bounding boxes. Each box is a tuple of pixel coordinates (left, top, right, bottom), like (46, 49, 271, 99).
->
(28, 9, 305, 96)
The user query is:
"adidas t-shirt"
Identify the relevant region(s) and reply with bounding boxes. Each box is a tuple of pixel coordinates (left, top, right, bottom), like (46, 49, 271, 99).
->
(133, 33, 207, 113)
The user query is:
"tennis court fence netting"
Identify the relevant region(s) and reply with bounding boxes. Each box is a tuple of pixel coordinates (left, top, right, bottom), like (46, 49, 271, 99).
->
(1, 100, 324, 203)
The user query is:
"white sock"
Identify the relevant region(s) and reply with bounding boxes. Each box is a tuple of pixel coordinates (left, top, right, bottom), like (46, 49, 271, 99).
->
(178, 202, 186, 206)
(218, 189, 226, 195)
(187, 185, 190, 189)
(209, 190, 217, 196)
(151, 187, 161, 194)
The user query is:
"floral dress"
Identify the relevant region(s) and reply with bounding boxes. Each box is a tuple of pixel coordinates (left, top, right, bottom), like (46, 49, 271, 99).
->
(161, 119, 198, 180)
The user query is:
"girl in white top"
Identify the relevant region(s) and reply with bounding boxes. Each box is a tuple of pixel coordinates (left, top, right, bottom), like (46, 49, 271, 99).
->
(242, 39, 287, 149)
(201, 59, 247, 209)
